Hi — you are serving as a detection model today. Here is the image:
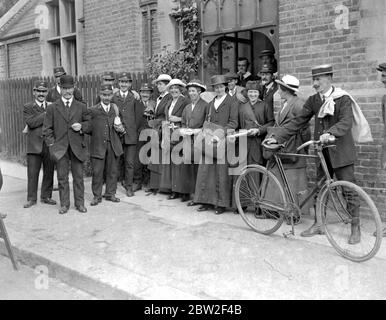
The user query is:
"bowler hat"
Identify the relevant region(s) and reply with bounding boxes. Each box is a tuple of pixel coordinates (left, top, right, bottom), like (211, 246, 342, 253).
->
(275, 74, 300, 93)
(260, 64, 274, 74)
(376, 63, 386, 73)
(59, 75, 75, 88)
(311, 64, 333, 77)
(210, 75, 229, 86)
(53, 66, 66, 77)
(102, 71, 115, 80)
(245, 81, 263, 93)
(259, 49, 275, 57)
(153, 74, 172, 84)
(118, 72, 132, 81)
(167, 79, 186, 90)
(33, 80, 48, 91)
(100, 84, 113, 94)
(186, 79, 206, 92)
(140, 83, 153, 92)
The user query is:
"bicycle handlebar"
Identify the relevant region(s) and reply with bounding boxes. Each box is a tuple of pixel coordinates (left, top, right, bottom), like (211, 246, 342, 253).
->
(296, 137, 336, 152)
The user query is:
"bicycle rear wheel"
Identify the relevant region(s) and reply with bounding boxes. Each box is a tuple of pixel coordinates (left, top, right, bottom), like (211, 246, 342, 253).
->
(235, 165, 286, 235)
(319, 180, 382, 262)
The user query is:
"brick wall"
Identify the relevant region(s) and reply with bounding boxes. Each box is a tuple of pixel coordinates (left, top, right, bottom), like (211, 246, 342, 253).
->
(83, 0, 145, 74)
(279, 0, 386, 213)
(8, 38, 42, 78)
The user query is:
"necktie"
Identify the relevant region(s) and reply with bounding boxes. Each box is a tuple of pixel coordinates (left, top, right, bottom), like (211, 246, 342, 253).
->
(66, 101, 70, 108)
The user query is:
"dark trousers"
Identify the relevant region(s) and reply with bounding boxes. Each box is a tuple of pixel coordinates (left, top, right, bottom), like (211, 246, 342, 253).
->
(27, 143, 55, 201)
(134, 140, 145, 185)
(56, 146, 84, 208)
(318, 150, 360, 219)
(124, 144, 137, 189)
(91, 142, 119, 198)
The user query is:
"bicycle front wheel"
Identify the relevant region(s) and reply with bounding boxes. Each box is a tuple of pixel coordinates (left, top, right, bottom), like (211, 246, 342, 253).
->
(319, 180, 382, 262)
(235, 165, 286, 235)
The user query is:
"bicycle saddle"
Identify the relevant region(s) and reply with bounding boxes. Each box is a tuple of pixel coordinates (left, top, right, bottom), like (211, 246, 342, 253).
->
(262, 142, 285, 151)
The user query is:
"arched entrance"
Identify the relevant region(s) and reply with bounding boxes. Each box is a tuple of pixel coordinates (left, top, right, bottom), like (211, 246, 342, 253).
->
(199, 0, 278, 85)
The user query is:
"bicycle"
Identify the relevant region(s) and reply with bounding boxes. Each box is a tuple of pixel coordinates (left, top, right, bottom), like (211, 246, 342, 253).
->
(234, 138, 383, 262)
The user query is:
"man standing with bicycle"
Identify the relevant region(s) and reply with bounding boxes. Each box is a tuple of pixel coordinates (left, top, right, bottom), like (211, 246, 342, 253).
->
(265, 64, 361, 245)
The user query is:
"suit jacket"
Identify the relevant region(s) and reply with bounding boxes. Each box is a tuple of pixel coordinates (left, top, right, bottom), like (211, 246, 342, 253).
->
(43, 99, 91, 162)
(88, 103, 123, 159)
(239, 72, 253, 87)
(208, 94, 239, 130)
(182, 98, 209, 129)
(262, 81, 278, 109)
(47, 86, 84, 104)
(269, 96, 311, 168)
(112, 91, 144, 145)
(164, 95, 190, 125)
(272, 87, 356, 168)
(155, 93, 173, 120)
(23, 100, 47, 154)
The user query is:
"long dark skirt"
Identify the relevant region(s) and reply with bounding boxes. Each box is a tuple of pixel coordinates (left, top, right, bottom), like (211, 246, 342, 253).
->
(194, 160, 232, 208)
(172, 164, 198, 194)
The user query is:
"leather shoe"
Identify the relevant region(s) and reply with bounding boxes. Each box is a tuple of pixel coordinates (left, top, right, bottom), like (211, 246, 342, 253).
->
(105, 195, 120, 203)
(348, 223, 361, 245)
(76, 205, 87, 213)
(90, 198, 102, 206)
(168, 193, 179, 200)
(300, 223, 325, 237)
(24, 200, 37, 208)
(187, 201, 197, 207)
(181, 194, 190, 202)
(132, 183, 142, 192)
(197, 205, 211, 212)
(215, 207, 226, 215)
(59, 206, 69, 215)
(41, 198, 57, 206)
(126, 188, 134, 197)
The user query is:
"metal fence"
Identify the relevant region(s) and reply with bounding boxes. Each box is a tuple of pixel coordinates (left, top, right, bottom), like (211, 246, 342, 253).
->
(0, 73, 148, 161)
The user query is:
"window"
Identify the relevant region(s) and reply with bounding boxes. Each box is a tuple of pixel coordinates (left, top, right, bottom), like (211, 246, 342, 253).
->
(140, 0, 157, 61)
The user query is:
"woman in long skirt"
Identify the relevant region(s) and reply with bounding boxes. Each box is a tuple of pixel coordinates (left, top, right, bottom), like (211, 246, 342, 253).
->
(194, 75, 238, 215)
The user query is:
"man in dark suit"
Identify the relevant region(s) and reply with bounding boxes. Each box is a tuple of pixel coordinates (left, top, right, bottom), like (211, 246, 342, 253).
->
(265, 64, 361, 244)
(43, 75, 91, 215)
(112, 73, 144, 197)
(260, 64, 278, 109)
(23, 81, 56, 208)
(46, 66, 84, 104)
(237, 57, 253, 87)
(89, 84, 125, 206)
(259, 49, 278, 74)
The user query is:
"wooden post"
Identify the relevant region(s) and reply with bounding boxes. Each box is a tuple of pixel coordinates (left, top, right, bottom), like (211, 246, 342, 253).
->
(0, 214, 18, 270)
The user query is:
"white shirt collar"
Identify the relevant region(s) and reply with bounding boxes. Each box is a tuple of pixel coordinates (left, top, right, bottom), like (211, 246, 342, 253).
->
(322, 86, 334, 99)
(120, 90, 128, 98)
(214, 94, 227, 109)
(101, 102, 110, 112)
(266, 81, 274, 90)
(35, 100, 45, 108)
(61, 96, 74, 106)
(243, 71, 251, 79)
(56, 85, 61, 94)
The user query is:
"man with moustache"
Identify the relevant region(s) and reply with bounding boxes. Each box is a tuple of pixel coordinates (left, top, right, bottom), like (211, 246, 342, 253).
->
(23, 80, 56, 208)
(259, 49, 278, 74)
(112, 72, 144, 197)
(265, 64, 361, 244)
(377, 62, 386, 237)
(43, 75, 91, 215)
(260, 64, 278, 109)
(47, 66, 84, 103)
(89, 84, 125, 206)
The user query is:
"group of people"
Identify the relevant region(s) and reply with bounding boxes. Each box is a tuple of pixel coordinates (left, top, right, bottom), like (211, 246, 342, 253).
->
(21, 54, 386, 239)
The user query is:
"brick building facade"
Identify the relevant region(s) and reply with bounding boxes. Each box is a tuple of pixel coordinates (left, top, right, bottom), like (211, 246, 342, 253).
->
(0, 0, 385, 210)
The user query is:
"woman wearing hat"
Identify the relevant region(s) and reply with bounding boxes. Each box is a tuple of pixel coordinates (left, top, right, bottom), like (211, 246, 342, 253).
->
(175, 80, 209, 205)
(147, 74, 173, 194)
(194, 75, 238, 215)
(159, 79, 190, 198)
(265, 75, 311, 221)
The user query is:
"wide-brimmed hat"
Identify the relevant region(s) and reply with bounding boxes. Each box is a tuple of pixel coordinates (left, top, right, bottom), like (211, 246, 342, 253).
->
(275, 75, 300, 93)
(59, 75, 75, 88)
(259, 49, 275, 57)
(118, 72, 132, 81)
(245, 81, 263, 93)
(140, 83, 153, 92)
(167, 79, 186, 90)
(100, 84, 113, 94)
(102, 71, 115, 81)
(210, 75, 229, 86)
(53, 66, 66, 77)
(33, 80, 48, 91)
(311, 64, 333, 77)
(260, 64, 274, 74)
(186, 79, 206, 92)
(225, 72, 239, 80)
(377, 63, 386, 73)
(153, 74, 172, 84)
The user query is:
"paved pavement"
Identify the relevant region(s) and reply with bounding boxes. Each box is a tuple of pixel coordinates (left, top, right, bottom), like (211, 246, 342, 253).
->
(0, 255, 94, 300)
(0, 159, 386, 300)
